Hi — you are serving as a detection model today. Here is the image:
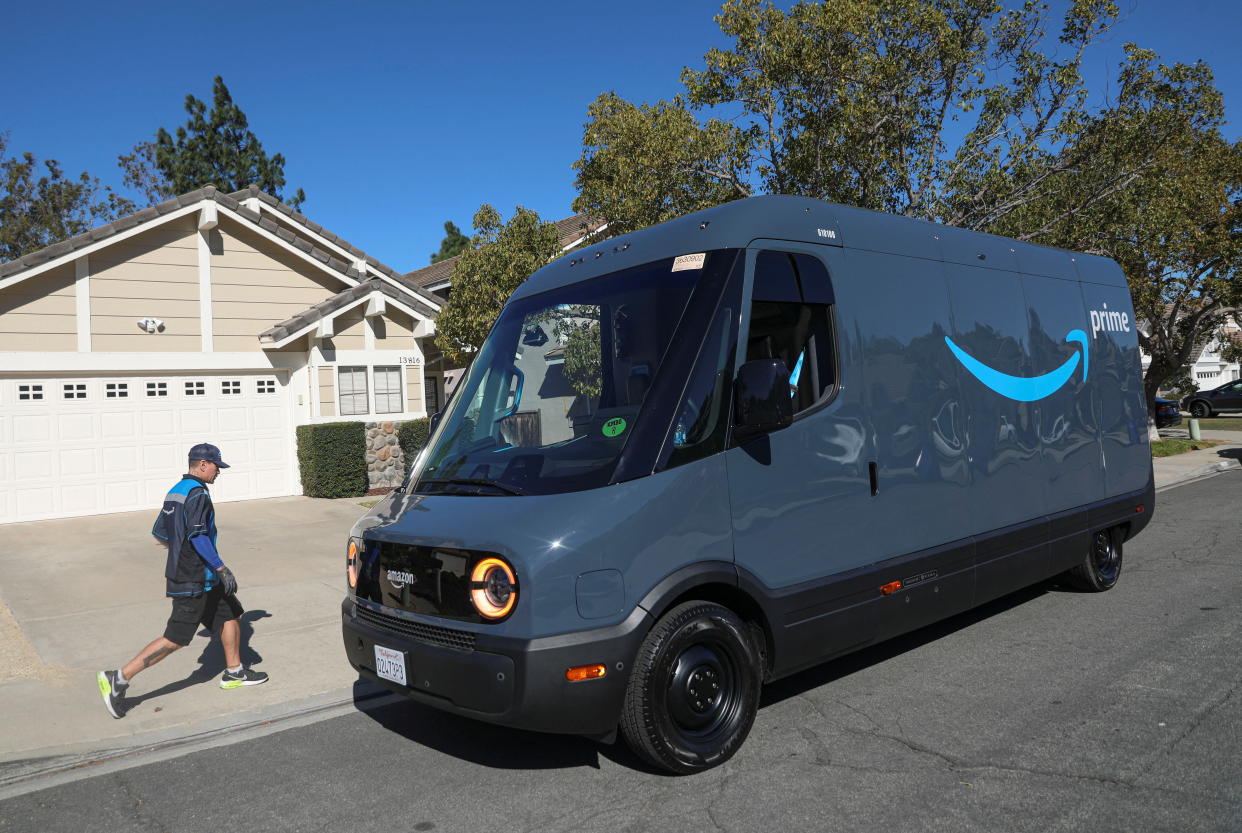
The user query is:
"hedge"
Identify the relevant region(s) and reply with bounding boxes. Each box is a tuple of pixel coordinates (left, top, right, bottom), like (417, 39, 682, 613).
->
(296, 421, 368, 498)
(398, 418, 432, 474)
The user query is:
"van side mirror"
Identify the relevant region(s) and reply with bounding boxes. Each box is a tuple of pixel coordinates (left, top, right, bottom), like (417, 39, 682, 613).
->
(429, 411, 443, 433)
(734, 358, 793, 438)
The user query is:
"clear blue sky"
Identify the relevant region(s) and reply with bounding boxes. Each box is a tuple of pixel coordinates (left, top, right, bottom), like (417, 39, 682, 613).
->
(4, 1, 1240, 274)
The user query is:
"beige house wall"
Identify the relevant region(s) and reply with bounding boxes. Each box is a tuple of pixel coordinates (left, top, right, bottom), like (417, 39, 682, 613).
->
(90, 217, 200, 351)
(0, 263, 78, 351)
(404, 366, 425, 414)
(318, 366, 336, 417)
(211, 219, 349, 352)
(330, 308, 365, 350)
(374, 309, 415, 349)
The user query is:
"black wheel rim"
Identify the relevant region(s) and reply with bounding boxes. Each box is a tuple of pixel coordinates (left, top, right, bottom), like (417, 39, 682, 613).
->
(664, 637, 745, 741)
(1192, 403, 1208, 418)
(1092, 531, 1120, 582)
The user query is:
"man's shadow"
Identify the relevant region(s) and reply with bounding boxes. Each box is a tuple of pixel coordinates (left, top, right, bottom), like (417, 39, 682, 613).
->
(126, 609, 271, 711)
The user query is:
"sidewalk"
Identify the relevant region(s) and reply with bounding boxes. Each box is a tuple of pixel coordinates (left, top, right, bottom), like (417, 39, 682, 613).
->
(2, 437, 1241, 791)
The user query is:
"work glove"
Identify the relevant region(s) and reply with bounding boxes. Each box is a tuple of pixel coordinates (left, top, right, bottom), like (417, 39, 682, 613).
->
(217, 565, 238, 596)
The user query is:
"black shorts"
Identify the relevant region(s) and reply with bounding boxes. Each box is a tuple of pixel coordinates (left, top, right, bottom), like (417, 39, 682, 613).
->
(164, 587, 244, 646)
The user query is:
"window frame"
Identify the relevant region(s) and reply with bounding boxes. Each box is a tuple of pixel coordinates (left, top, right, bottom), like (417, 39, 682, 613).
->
(372, 365, 403, 414)
(338, 366, 369, 416)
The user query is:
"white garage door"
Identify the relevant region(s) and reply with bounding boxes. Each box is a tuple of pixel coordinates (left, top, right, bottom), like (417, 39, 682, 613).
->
(0, 373, 297, 524)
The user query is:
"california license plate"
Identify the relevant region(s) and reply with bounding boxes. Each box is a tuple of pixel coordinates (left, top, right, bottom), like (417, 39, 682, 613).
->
(374, 645, 407, 686)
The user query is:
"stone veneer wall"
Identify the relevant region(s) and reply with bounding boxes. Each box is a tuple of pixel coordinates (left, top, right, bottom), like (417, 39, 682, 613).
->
(365, 421, 406, 489)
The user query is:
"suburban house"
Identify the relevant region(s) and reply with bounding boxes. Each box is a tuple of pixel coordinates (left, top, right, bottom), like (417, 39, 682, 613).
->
(403, 212, 607, 399)
(1142, 310, 1242, 396)
(0, 186, 445, 524)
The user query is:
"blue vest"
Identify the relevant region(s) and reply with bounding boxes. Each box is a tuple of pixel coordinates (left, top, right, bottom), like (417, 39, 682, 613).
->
(151, 477, 219, 597)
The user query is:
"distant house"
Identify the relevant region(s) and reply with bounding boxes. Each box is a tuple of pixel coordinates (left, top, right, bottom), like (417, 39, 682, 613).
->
(0, 186, 443, 524)
(1141, 310, 1241, 395)
(403, 213, 607, 404)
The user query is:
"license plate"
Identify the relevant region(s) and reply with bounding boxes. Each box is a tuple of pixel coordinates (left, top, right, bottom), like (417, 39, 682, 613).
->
(374, 645, 407, 686)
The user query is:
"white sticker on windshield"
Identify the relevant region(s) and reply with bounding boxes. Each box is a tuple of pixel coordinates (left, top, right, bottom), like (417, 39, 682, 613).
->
(672, 253, 707, 272)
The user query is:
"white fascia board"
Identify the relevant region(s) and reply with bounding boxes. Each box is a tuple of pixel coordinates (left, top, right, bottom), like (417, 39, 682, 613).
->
(0, 203, 202, 293)
(263, 289, 435, 350)
(0, 352, 305, 373)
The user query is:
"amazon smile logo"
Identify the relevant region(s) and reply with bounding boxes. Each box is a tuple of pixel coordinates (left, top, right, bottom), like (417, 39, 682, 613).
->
(945, 329, 1089, 402)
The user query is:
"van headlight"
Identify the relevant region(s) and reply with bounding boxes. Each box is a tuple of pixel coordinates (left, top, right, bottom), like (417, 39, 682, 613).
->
(470, 556, 518, 620)
(346, 537, 363, 591)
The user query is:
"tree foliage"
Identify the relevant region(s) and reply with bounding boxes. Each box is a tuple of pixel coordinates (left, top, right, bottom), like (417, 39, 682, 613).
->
(573, 0, 1241, 418)
(433, 205, 562, 365)
(120, 76, 305, 208)
(0, 133, 135, 263)
(430, 220, 470, 263)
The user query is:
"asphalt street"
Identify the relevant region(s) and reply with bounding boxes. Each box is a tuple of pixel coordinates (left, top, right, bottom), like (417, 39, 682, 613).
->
(2, 472, 1240, 833)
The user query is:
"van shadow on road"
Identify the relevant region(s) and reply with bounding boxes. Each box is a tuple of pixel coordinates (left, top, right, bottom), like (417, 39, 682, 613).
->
(350, 582, 1062, 774)
(124, 609, 271, 713)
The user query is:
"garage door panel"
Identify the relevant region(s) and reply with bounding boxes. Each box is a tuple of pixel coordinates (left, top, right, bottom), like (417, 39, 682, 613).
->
(144, 444, 181, 472)
(101, 445, 141, 474)
(253, 467, 288, 496)
(15, 487, 56, 520)
(57, 413, 96, 441)
(251, 405, 283, 431)
(141, 411, 176, 436)
(104, 481, 142, 510)
(59, 448, 98, 475)
(15, 451, 54, 480)
(13, 415, 50, 443)
(216, 408, 249, 434)
(101, 411, 138, 439)
(180, 408, 213, 435)
(253, 441, 283, 463)
(62, 484, 99, 514)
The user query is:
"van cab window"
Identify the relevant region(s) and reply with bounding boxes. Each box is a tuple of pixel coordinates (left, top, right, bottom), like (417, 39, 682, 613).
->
(745, 251, 837, 414)
(411, 251, 737, 496)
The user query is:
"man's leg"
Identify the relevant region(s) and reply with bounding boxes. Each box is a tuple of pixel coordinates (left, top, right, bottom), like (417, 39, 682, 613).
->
(121, 637, 183, 681)
(220, 618, 241, 670)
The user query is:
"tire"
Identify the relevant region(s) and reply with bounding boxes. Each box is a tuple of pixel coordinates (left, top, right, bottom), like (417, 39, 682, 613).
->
(1189, 400, 1212, 419)
(620, 601, 762, 774)
(1064, 528, 1123, 592)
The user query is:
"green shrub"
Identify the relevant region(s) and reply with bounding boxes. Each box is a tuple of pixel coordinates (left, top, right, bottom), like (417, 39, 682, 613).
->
(398, 418, 432, 474)
(296, 421, 367, 498)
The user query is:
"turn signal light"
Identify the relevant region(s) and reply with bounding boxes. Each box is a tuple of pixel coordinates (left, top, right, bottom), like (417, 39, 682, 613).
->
(470, 557, 518, 620)
(565, 664, 607, 682)
(346, 539, 360, 589)
(880, 580, 902, 595)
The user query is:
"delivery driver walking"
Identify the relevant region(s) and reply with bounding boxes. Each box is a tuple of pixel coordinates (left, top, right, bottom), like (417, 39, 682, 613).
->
(98, 443, 268, 719)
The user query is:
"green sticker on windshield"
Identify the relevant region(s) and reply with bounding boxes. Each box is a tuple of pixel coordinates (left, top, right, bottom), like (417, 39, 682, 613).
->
(602, 417, 628, 438)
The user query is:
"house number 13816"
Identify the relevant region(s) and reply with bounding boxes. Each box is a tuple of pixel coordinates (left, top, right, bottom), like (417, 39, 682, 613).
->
(399, 356, 422, 365)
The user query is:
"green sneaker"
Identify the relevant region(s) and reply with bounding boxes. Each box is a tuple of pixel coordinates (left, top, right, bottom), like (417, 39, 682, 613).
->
(220, 667, 269, 689)
(97, 670, 128, 719)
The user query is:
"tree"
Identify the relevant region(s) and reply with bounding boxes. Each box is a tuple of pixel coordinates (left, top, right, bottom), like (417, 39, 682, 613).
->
(433, 205, 562, 365)
(0, 133, 135, 263)
(430, 220, 470, 263)
(120, 76, 305, 208)
(576, 0, 1142, 235)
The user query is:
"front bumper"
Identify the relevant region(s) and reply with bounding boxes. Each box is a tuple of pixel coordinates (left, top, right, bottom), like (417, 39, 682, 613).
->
(341, 598, 650, 737)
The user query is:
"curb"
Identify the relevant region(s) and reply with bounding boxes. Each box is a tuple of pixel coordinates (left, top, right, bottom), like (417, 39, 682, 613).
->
(1156, 457, 1242, 491)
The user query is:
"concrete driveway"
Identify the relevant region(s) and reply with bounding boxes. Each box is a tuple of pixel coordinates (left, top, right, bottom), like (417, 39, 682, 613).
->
(0, 495, 371, 769)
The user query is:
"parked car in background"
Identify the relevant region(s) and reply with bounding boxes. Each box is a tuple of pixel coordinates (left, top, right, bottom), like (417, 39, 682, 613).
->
(1181, 379, 1242, 418)
(1154, 397, 1181, 428)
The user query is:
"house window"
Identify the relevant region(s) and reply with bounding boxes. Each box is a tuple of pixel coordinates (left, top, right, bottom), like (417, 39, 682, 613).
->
(185, 381, 205, 396)
(105, 383, 128, 399)
(425, 377, 440, 414)
(63, 383, 87, 400)
(1196, 371, 1217, 380)
(222, 380, 241, 395)
(373, 366, 402, 414)
(18, 384, 43, 401)
(338, 366, 369, 415)
(257, 379, 276, 394)
(147, 382, 168, 397)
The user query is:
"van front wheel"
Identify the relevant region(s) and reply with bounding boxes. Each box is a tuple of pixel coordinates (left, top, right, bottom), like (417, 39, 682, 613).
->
(621, 601, 761, 774)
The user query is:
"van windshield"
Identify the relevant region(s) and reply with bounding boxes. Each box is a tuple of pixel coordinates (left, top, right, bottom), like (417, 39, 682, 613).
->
(411, 251, 733, 496)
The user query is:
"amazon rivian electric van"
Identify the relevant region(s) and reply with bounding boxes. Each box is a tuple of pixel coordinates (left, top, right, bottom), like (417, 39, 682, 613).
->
(341, 196, 1153, 773)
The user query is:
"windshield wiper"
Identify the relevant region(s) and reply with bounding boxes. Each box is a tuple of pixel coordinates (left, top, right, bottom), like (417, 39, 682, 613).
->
(417, 478, 527, 496)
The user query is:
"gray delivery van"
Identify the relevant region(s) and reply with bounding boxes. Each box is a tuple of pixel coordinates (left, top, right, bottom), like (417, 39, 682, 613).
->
(341, 196, 1154, 773)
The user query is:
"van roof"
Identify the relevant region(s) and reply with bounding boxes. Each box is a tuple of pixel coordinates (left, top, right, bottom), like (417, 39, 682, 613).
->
(512, 196, 1126, 301)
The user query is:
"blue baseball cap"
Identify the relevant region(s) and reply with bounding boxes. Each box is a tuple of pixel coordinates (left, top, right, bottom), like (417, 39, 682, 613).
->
(188, 443, 230, 468)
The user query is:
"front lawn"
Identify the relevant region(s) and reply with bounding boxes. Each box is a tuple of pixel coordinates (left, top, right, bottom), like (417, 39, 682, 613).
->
(1181, 414, 1242, 431)
(1151, 438, 1224, 457)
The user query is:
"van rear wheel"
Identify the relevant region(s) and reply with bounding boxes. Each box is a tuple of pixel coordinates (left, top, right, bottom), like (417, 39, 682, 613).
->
(1064, 528, 1123, 592)
(620, 601, 761, 774)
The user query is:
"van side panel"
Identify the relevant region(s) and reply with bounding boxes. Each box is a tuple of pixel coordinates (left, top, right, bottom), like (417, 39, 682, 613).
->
(944, 264, 1046, 529)
(1077, 279, 1149, 497)
(1019, 272, 1106, 513)
(848, 249, 971, 560)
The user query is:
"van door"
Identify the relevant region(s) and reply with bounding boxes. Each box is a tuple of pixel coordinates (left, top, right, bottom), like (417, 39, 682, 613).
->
(724, 242, 876, 673)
